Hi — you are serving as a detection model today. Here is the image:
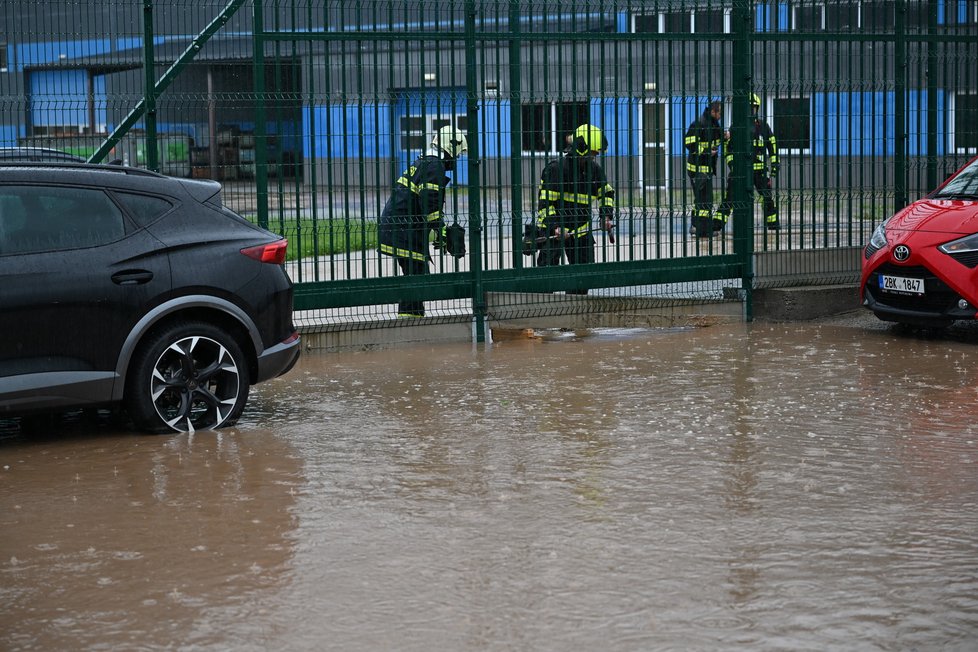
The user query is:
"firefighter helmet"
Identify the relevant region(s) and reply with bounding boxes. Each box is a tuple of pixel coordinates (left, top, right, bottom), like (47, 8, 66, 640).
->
(433, 125, 468, 159)
(750, 93, 762, 107)
(572, 124, 608, 155)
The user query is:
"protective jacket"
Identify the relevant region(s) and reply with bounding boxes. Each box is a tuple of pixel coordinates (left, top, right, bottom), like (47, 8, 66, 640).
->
(379, 154, 450, 261)
(723, 118, 779, 175)
(684, 109, 723, 176)
(535, 151, 615, 239)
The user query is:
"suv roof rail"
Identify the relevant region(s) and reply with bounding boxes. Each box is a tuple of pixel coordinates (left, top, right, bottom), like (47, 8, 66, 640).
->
(0, 161, 166, 177)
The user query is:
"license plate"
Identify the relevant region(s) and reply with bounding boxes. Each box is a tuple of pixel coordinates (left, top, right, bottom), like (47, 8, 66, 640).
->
(879, 274, 925, 295)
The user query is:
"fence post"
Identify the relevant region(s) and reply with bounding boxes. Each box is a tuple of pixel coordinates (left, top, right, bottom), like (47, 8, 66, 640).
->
(731, 0, 754, 320)
(894, 0, 908, 210)
(509, 0, 524, 270)
(466, 0, 486, 342)
(925, 0, 939, 192)
(253, 0, 269, 229)
(142, 0, 159, 171)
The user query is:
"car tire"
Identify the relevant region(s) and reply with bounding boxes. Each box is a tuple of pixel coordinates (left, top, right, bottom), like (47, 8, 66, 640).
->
(126, 321, 250, 433)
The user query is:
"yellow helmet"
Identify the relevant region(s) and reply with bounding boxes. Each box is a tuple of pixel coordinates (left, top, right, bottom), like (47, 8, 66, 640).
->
(750, 93, 762, 107)
(572, 124, 608, 155)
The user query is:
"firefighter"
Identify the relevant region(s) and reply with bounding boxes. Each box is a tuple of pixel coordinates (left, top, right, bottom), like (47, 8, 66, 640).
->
(684, 101, 725, 237)
(716, 93, 780, 231)
(379, 125, 467, 318)
(534, 123, 616, 295)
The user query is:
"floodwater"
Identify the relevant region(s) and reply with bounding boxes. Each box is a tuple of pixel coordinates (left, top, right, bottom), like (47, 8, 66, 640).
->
(2, 315, 978, 651)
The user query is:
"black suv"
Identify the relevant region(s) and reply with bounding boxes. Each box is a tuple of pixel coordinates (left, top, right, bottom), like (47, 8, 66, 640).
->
(0, 163, 300, 433)
(0, 147, 86, 163)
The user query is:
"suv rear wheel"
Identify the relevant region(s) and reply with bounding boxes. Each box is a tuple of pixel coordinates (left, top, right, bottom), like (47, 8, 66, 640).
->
(126, 321, 250, 433)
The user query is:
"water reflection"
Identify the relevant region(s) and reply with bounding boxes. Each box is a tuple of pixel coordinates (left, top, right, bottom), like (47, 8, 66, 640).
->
(0, 428, 303, 651)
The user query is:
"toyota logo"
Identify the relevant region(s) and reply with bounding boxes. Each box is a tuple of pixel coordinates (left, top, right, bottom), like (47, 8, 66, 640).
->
(893, 244, 911, 261)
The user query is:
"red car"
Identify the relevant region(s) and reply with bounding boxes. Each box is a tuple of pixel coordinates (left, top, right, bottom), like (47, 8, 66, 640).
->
(861, 155, 978, 327)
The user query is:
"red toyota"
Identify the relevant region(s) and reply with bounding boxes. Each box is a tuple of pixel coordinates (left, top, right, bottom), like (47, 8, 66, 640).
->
(861, 156, 978, 327)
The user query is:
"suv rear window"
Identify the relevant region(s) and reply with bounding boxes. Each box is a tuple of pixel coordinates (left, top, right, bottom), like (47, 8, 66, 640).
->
(0, 185, 126, 255)
(114, 191, 173, 227)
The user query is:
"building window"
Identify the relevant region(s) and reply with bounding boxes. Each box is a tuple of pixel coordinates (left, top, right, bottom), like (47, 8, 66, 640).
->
(862, 1, 929, 30)
(792, 4, 824, 31)
(797, 1, 932, 31)
(633, 14, 658, 33)
(953, 93, 978, 152)
(663, 11, 692, 33)
(0, 44, 7, 73)
(695, 9, 726, 32)
(861, 1, 894, 29)
(774, 96, 811, 152)
(521, 102, 589, 155)
(633, 10, 727, 33)
(399, 115, 427, 152)
(825, 2, 858, 30)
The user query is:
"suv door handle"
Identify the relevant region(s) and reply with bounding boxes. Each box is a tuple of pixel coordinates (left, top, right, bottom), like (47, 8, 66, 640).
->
(111, 270, 154, 285)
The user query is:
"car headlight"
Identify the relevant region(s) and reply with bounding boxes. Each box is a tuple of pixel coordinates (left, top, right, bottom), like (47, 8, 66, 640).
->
(868, 220, 888, 250)
(938, 233, 978, 254)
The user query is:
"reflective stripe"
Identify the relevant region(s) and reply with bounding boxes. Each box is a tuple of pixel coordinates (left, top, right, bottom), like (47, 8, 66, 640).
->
(536, 206, 554, 227)
(396, 176, 421, 194)
(687, 163, 712, 173)
(540, 190, 612, 205)
(380, 243, 427, 261)
(426, 211, 443, 222)
(560, 192, 593, 204)
(395, 173, 441, 196)
(397, 177, 418, 194)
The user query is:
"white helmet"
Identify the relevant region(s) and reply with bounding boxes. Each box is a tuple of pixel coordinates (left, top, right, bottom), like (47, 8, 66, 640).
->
(433, 125, 468, 159)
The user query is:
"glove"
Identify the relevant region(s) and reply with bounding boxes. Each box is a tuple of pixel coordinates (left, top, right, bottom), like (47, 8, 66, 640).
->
(769, 163, 780, 178)
(444, 222, 466, 259)
(522, 223, 544, 256)
(432, 225, 448, 253)
(599, 208, 616, 244)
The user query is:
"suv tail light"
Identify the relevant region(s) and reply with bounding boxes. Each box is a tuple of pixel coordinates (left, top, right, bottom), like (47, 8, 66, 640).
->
(241, 240, 288, 264)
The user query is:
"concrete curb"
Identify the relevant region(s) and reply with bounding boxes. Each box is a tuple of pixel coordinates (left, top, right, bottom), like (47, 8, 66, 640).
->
(752, 284, 861, 322)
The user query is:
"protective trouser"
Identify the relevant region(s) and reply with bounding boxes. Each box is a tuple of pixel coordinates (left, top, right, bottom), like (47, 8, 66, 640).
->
(716, 171, 778, 229)
(536, 227, 595, 295)
(394, 256, 428, 317)
(689, 172, 715, 235)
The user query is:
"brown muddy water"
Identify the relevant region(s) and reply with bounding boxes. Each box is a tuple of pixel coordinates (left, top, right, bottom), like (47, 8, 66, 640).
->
(2, 314, 977, 651)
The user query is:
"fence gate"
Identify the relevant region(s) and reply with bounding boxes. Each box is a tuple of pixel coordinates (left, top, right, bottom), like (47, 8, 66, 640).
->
(40, 1, 969, 339)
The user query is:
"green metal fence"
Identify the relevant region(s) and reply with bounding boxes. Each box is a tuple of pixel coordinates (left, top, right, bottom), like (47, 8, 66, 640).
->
(2, 1, 976, 338)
